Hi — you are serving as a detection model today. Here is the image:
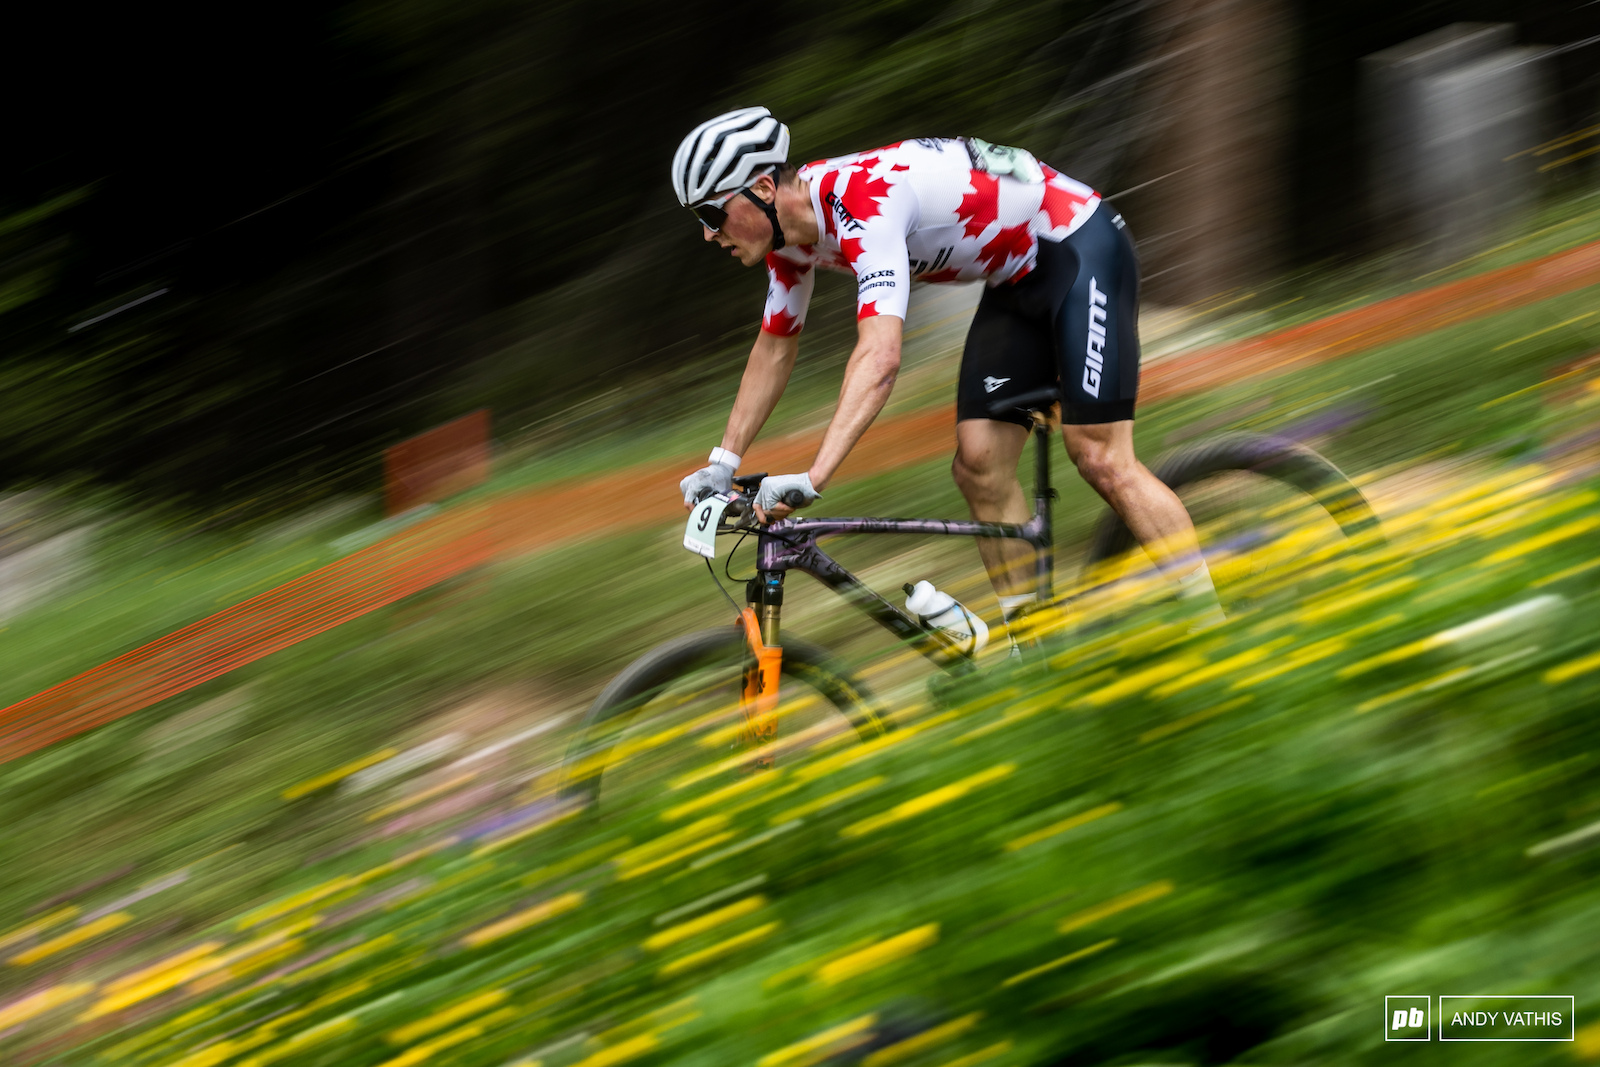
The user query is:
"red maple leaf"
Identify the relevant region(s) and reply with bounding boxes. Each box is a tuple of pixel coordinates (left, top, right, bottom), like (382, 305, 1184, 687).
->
(816, 171, 844, 239)
(958, 171, 1000, 239)
(890, 163, 910, 172)
(839, 169, 892, 223)
(974, 222, 1033, 275)
(1040, 182, 1091, 233)
(917, 267, 963, 284)
(857, 299, 879, 321)
(840, 236, 866, 266)
(763, 309, 801, 335)
(765, 253, 805, 286)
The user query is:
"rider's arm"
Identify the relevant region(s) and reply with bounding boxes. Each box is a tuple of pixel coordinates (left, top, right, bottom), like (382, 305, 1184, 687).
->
(808, 314, 902, 490)
(721, 252, 813, 454)
(720, 330, 800, 456)
(806, 173, 914, 491)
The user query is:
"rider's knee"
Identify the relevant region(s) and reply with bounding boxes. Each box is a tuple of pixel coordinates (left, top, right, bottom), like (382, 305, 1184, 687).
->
(951, 451, 1008, 504)
(1073, 447, 1129, 496)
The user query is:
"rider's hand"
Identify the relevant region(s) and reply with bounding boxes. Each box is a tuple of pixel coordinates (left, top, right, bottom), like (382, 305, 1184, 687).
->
(753, 472, 820, 523)
(680, 448, 741, 509)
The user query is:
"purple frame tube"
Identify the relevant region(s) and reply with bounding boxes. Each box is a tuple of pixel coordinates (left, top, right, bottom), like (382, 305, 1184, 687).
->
(753, 510, 1053, 673)
(740, 415, 1059, 674)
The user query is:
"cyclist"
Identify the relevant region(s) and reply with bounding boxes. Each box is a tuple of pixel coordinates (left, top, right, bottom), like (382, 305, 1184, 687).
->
(674, 106, 1223, 630)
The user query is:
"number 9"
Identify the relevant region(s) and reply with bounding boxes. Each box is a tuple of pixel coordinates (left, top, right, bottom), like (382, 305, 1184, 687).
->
(696, 504, 713, 531)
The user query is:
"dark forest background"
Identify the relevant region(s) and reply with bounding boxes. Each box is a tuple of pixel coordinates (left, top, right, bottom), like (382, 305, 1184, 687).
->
(0, 0, 1595, 510)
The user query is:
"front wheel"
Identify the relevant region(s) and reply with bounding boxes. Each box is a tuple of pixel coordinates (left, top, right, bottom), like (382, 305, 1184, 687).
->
(560, 626, 889, 811)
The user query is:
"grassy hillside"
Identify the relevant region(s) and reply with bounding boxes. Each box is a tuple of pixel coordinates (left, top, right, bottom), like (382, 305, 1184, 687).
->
(1, 201, 1599, 1065)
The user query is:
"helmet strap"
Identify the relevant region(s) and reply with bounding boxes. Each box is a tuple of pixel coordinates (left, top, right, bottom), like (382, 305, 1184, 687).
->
(738, 187, 786, 252)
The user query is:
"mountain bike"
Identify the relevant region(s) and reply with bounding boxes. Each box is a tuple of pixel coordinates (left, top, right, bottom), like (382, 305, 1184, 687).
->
(559, 386, 1383, 807)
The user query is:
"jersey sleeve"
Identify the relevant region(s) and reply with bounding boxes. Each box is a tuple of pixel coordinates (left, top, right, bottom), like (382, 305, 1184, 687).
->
(762, 253, 814, 336)
(836, 169, 916, 322)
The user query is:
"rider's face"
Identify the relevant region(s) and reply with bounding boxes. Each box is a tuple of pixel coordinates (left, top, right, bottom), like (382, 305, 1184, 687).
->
(702, 177, 777, 266)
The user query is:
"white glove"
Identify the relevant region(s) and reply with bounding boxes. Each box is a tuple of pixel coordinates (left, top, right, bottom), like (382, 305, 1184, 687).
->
(680, 448, 740, 507)
(754, 472, 820, 514)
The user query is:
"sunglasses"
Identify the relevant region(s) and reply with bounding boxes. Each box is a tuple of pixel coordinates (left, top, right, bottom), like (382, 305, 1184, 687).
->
(691, 188, 741, 232)
(692, 185, 770, 232)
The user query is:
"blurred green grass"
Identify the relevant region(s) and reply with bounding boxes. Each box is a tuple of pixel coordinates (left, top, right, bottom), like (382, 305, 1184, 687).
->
(0, 194, 1599, 1065)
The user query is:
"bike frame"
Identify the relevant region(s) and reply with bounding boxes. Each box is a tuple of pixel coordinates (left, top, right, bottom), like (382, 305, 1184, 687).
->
(740, 416, 1057, 674)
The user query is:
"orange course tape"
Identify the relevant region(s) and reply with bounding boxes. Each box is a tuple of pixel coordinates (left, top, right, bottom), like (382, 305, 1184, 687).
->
(2, 237, 1599, 765)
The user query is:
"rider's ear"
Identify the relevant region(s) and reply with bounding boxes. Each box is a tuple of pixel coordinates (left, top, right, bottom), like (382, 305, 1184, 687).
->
(750, 172, 778, 203)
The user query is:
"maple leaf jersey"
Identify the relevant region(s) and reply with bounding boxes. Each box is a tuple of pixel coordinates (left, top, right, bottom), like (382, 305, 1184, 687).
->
(761, 138, 1102, 336)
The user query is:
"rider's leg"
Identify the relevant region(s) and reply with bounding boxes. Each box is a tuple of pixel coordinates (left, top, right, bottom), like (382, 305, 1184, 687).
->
(1063, 420, 1222, 622)
(952, 418, 1033, 599)
(1062, 420, 1194, 568)
(952, 256, 1057, 621)
(1049, 204, 1223, 623)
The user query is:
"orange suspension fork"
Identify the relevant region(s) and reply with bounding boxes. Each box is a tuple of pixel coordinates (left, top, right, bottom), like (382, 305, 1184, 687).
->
(739, 608, 781, 765)
(739, 568, 784, 767)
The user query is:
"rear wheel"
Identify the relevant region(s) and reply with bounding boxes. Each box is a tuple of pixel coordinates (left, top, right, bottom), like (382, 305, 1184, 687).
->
(1084, 432, 1384, 611)
(560, 626, 888, 811)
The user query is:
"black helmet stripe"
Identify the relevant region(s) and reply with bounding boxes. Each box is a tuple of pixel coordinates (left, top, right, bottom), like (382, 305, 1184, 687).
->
(693, 113, 770, 190)
(672, 106, 790, 208)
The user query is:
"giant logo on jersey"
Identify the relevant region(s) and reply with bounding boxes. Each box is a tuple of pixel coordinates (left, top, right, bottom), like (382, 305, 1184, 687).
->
(822, 190, 866, 234)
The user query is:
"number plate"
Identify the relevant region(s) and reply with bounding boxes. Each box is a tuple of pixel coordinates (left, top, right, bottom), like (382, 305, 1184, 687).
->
(683, 493, 732, 558)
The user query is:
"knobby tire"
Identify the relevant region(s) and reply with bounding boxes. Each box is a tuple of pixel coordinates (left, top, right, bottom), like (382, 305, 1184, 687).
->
(560, 626, 888, 807)
(1084, 432, 1383, 566)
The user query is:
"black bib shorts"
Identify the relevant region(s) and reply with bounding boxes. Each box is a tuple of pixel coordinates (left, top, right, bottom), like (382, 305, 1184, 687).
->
(955, 202, 1141, 427)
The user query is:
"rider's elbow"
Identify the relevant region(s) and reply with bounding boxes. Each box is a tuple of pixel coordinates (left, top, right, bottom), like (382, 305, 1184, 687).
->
(870, 349, 900, 390)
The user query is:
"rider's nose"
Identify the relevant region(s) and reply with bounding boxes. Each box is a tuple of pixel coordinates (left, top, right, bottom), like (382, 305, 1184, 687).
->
(702, 225, 716, 242)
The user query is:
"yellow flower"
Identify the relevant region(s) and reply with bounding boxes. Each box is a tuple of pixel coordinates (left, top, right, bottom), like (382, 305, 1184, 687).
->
(1057, 882, 1174, 934)
(462, 892, 584, 948)
(757, 1014, 878, 1067)
(644, 896, 765, 951)
(1005, 803, 1122, 851)
(842, 765, 1014, 838)
(815, 924, 938, 985)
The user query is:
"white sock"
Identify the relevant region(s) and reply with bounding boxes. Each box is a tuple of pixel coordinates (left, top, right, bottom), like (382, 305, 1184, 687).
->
(998, 593, 1039, 624)
(999, 593, 1039, 655)
(1174, 561, 1226, 628)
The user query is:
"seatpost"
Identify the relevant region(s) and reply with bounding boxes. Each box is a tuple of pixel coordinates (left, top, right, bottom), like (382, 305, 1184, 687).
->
(1032, 413, 1055, 603)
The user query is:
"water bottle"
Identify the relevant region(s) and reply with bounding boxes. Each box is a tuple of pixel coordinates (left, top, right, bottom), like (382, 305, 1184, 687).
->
(903, 580, 989, 657)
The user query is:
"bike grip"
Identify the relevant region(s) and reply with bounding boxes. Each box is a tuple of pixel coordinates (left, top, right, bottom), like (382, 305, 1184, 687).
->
(694, 487, 718, 504)
(781, 489, 807, 508)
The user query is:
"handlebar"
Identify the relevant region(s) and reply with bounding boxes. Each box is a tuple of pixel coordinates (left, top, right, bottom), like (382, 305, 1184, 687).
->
(693, 477, 807, 525)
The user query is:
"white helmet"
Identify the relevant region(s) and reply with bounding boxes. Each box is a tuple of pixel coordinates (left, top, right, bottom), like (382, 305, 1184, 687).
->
(671, 106, 790, 207)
